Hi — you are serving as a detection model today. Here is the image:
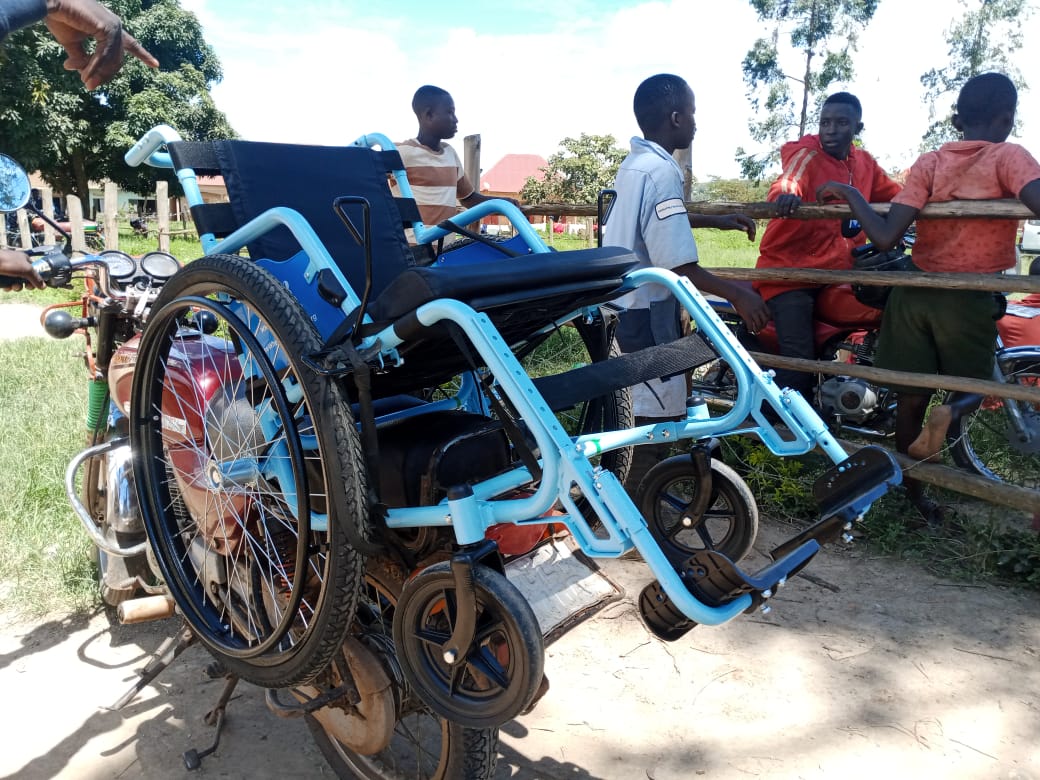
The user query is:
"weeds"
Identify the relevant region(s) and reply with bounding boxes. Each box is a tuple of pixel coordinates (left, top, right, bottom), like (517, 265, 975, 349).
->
(721, 437, 1040, 590)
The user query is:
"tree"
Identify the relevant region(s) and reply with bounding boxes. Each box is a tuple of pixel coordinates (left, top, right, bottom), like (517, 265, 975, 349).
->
(520, 134, 627, 205)
(919, 0, 1030, 150)
(736, 0, 880, 180)
(0, 0, 234, 209)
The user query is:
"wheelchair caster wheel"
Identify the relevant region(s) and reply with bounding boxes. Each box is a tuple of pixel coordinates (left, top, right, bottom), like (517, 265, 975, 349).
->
(638, 454, 759, 565)
(392, 561, 544, 729)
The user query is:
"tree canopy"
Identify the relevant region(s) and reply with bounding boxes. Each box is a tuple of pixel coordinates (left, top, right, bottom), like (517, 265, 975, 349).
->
(736, 0, 880, 179)
(919, 0, 1029, 150)
(520, 134, 628, 205)
(0, 0, 234, 207)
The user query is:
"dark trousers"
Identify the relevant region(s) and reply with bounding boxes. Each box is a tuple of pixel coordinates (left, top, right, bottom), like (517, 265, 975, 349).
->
(766, 287, 820, 396)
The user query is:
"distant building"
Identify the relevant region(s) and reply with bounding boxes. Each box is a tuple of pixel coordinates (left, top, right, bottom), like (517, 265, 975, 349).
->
(479, 154, 547, 233)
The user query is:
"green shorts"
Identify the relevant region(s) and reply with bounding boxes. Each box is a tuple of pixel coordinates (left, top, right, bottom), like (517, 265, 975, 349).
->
(874, 286, 999, 396)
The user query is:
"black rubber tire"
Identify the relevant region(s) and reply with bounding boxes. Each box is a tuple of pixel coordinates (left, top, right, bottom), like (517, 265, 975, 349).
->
(131, 254, 366, 688)
(306, 559, 500, 780)
(392, 561, 544, 730)
(637, 455, 759, 564)
(949, 350, 1040, 490)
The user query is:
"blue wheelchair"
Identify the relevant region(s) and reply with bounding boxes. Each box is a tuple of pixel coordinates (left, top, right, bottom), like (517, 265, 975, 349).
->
(123, 126, 900, 746)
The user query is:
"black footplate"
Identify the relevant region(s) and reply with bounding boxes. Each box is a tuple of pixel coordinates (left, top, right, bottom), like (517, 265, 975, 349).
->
(638, 541, 820, 642)
(770, 446, 901, 561)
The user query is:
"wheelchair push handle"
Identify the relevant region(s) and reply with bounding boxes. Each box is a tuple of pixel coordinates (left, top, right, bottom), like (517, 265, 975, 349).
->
(125, 124, 182, 169)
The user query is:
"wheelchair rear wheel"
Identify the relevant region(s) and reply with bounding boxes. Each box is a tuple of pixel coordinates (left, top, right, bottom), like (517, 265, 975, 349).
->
(131, 255, 367, 688)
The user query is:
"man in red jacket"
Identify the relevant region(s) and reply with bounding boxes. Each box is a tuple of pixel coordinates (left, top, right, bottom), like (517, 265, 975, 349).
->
(755, 92, 902, 399)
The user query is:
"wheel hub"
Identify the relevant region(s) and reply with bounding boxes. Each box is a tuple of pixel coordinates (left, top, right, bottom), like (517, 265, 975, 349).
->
(297, 637, 396, 755)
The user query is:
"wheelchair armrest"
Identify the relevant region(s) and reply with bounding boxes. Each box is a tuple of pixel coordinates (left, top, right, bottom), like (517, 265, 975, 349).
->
(415, 200, 549, 255)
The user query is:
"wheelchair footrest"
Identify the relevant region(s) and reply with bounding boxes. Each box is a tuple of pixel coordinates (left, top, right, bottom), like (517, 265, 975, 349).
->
(812, 445, 901, 523)
(637, 542, 821, 642)
(681, 543, 821, 609)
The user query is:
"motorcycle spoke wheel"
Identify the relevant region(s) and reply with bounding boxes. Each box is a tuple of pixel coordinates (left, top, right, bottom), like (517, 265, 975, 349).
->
(392, 562, 544, 730)
(949, 354, 1040, 491)
(132, 255, 365, 688)
(306, 559, 500, 780)
(638, 456, 759, 565)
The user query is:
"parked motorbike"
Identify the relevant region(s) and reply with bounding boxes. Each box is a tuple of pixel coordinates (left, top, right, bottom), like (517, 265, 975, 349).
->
(695, 241, 1040, 489)
(0, 154, 176, 610)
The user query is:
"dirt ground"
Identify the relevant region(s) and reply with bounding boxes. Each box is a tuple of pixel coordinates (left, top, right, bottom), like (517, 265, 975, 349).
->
(1, 303, 1038, 779)
(2, 519, 1038, 780)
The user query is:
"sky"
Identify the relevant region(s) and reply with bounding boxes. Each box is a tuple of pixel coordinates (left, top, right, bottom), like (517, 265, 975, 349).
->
(178, 0, 1040, 184)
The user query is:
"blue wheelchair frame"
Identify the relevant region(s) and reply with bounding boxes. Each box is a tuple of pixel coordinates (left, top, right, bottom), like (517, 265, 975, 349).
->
(126, 125, 899, 627)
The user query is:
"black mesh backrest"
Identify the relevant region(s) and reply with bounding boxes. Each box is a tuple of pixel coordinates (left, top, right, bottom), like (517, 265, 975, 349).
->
(168, 140, 416, 300)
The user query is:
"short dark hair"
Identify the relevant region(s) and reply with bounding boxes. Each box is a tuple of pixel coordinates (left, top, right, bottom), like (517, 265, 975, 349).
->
(412, 85, 451, 115)
(1029, 255, 1040, 276)
(957, 72, 1017, 126)
(633, 74, 690, 134)
(822, 92, 862, 120)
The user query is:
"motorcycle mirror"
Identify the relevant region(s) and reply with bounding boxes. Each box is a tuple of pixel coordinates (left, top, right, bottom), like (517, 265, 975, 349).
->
(0, 153, 32, 213)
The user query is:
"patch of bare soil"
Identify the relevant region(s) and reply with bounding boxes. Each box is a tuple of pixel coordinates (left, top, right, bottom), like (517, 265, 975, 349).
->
(1, 519, 1037, 780)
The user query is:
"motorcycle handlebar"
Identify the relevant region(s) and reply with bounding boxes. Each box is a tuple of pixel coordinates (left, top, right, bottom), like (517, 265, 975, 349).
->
(0, 246, 71, 288)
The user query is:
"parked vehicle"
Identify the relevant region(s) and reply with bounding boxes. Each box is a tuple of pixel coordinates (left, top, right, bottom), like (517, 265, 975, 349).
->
(1021, 218, 1040, 254)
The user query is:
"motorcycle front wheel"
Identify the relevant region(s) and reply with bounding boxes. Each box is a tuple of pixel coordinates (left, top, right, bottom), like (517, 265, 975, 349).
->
(131, 254, 367, 688)
(949, 349, 1040, 491)
(306, 559, 500, 780)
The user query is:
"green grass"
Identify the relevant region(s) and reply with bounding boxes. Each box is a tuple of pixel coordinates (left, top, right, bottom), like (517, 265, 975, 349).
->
(0, 337, 96, 617)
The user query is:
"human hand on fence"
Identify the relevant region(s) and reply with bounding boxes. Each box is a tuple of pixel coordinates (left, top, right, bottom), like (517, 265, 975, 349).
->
(814, 181, 855, 204)
(44, 0, 159, 91)
(717, 213, 757, 241)
(772, 193, 802, 217)
(0, 249, 45, 291)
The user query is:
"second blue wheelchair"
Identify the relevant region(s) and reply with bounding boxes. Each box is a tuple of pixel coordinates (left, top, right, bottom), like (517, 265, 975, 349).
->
(123, 126, 901, 748)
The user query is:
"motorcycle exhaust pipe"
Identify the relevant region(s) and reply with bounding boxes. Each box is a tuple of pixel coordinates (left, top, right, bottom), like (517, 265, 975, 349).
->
(117, 595, 176, 625)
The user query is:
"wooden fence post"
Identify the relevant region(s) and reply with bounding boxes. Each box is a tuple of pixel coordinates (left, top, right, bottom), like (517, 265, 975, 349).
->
(40, 186, 55, 244)
(156, 180, 170, 253)
(67, 197, 86, 254)
(15, 209, 32, 248)
(104, 182, 119, 250)
(463, 134, 481, 194)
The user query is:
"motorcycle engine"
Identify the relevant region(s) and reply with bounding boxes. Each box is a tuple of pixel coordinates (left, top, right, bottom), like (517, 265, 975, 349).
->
(818, 376, 880, 424)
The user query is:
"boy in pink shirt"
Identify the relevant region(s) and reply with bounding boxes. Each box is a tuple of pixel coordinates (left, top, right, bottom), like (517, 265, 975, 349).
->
(817, 72, 1040, 527)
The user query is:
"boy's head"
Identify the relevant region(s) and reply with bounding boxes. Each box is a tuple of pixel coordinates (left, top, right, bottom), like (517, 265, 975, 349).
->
(954, 73, 1017, 142)
(633, 74, 696, 152)
(1029, 255, 1040, 276)
(412, 85, 458, 144)
(818, 92, 863, 160)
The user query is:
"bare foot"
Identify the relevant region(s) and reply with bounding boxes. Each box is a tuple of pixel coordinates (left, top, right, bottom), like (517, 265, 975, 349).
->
(908, 404, 953, 463)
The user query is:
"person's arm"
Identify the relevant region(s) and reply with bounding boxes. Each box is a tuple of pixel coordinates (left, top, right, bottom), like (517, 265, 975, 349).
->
(0, 249, 45, 291)
(675, 261, 770, 333)
(1019, 179, 1040, 217)
(0, 0, 46, 40)
(43, 0, 159, 90)
(688, 213, 757, 241)
(815, 181, 918, 250)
